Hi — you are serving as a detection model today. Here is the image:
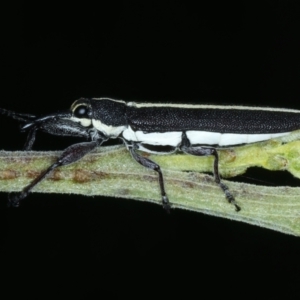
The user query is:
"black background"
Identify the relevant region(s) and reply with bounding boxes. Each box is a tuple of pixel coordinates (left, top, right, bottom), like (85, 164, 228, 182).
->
(1, 1, 300, 297)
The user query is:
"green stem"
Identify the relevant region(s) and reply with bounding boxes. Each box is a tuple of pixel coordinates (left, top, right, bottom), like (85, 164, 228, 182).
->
(1, 136, 300, 236)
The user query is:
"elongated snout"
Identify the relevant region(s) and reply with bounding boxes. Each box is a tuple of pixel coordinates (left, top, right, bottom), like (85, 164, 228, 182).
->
(21, 111, 72, 131)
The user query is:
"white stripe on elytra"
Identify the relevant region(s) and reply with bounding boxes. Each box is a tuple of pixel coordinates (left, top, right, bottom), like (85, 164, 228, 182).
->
(123, 126, 291, 147)
(186, 131, 290, 146)
(90, 98, 300, 113)
(125, 101, 300, 113)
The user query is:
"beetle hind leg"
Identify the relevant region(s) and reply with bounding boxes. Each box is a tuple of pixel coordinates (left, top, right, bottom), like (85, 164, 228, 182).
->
(180, 132, 240, 212)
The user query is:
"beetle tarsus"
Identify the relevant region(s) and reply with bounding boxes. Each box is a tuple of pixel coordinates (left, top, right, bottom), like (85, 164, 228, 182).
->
(220, 182, 240, 212)
(234, 204, 241, 212)
(162, 195, 171, 213)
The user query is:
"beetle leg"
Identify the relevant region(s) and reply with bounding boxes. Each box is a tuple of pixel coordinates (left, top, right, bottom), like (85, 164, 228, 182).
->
(23, 126, 38, 150)
(180, 132, 240, 211)
(8, 139, 106, 207)
(0, 108, 36, 122)
(127, 142, 171, 213)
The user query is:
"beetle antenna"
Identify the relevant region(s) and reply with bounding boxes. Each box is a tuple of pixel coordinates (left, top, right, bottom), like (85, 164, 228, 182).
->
(0, 108, 37, 122)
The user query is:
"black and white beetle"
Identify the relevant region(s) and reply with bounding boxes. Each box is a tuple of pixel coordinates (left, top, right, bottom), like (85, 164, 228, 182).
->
(1, 97, 300, 211)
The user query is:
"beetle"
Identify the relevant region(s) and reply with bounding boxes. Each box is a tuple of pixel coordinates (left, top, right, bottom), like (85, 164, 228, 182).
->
(1, 97, 300, 211)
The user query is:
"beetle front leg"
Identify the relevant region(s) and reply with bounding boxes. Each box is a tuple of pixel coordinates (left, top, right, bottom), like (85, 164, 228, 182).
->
(127, 143, 171, 213)
(23, 126, 38, 150)
(8, 140, 104, 207)
(180, 132, 240, 211)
